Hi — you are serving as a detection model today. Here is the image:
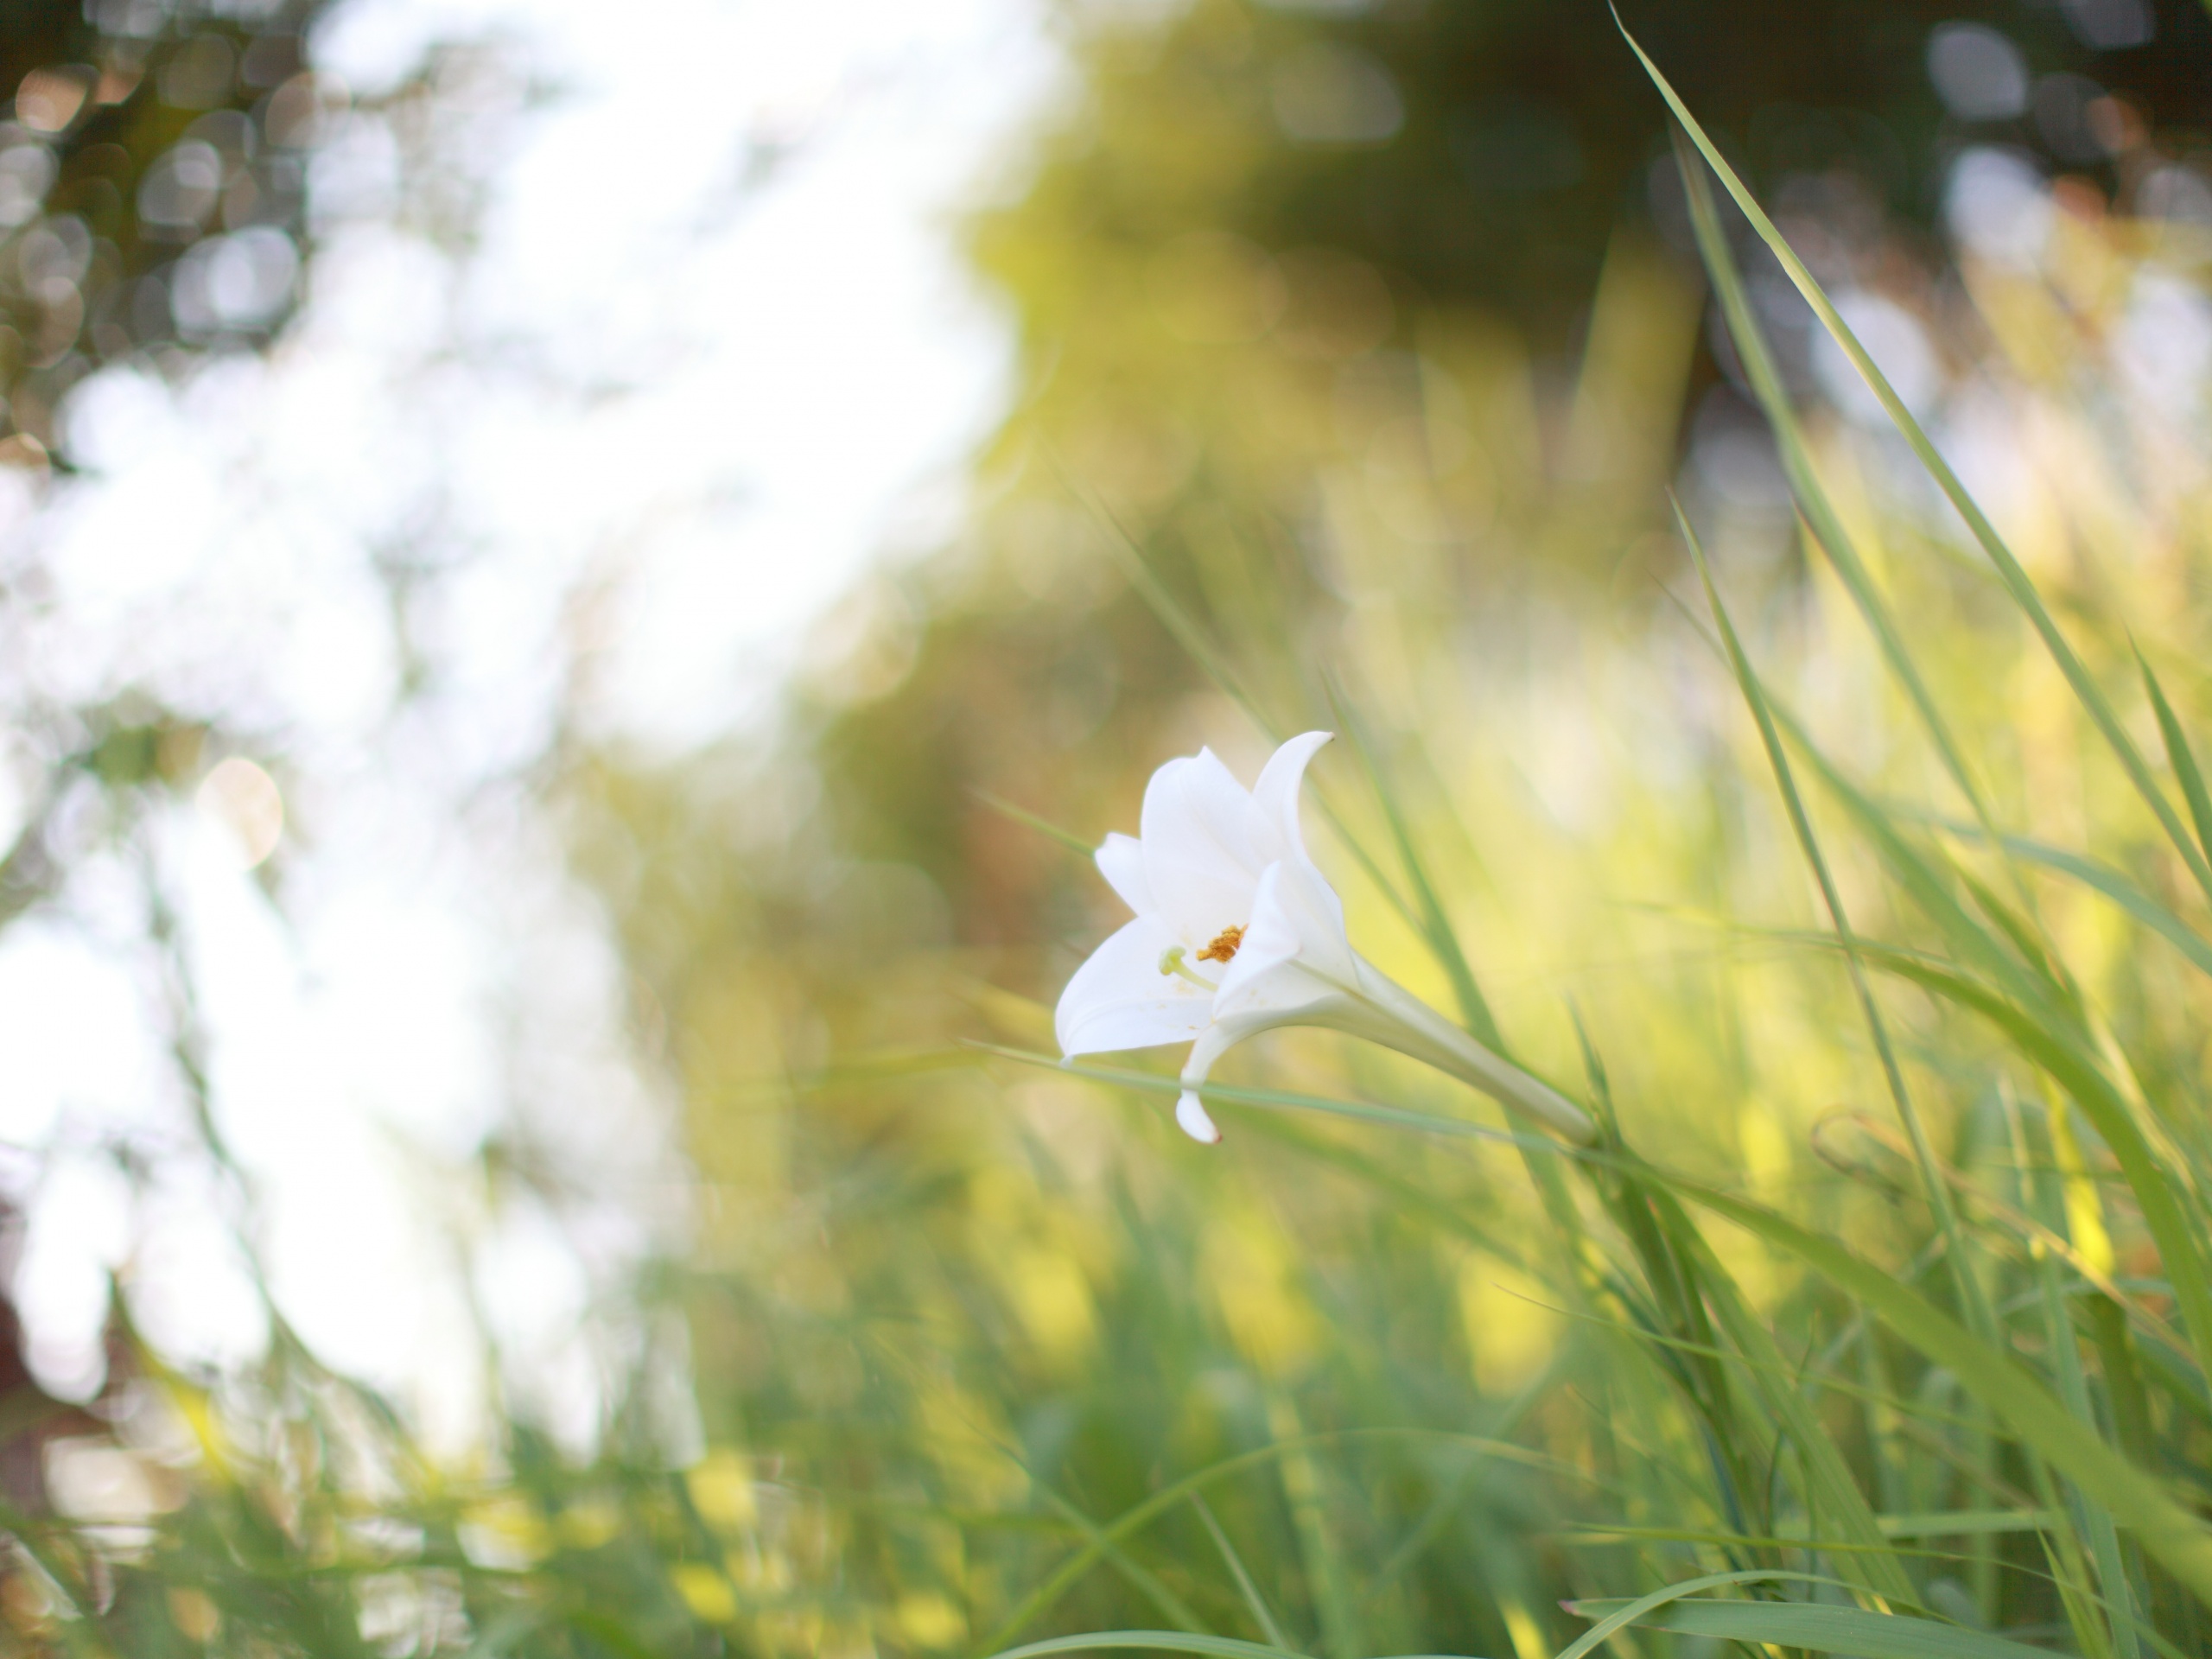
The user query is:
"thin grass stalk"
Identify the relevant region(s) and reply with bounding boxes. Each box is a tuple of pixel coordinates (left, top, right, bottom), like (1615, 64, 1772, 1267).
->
(1675, 500, 1994, 1351)
(1626, 19, 2212, 914)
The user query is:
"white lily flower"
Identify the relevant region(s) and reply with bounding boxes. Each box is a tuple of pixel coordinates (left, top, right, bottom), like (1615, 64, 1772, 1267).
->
(1054, 732, 1597, 1147)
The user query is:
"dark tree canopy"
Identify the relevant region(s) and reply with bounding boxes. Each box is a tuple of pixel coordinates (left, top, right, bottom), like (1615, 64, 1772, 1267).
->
(980, 0, 2210, 348)
(0, 0, 342, 453)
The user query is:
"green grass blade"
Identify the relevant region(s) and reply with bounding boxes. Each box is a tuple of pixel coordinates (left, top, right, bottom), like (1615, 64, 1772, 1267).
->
(973, 787, 1098, 856)
(1060, 467, 1266, 725)
(459, 1607, 550, 1658)
(1032, 1484, 1211, 1636)
(1916, 816, 2212, 981)
(2139, 648, 2212, 877)
(1952, 862, 2074, 1001)
(1554, 1569, 1866, 1659)
(1190, 1493, 1297, 1654)
(1882, 1511, 2056, 1537)
(2000, 1089, 2126, 1659)
(1660, 598, 2057, 1018)
(969, 1042, 1568, 1154)
(1676, 1181, 2212, 1608)
(1848, 945, 2212, 1385)
(988, 1633, 1323, 1659)
(1627, 19, 2212, 910)
(1324, 677, 1503, 1049)
(971, 1428, 1586, 1656)
(1662, 1199, 1921, 1606)
(561, 1611, 673, 1659)
(1679, 500, 1992, 1343)
(1557, 1511, 2059, 1544)
(1567, 1597, 2075, 1659)
(2034, 1191, 2142, 1659)
(1358, 1381, 1550, 1612)
(1232, 1109, 1540, 1267)
(1765, 712, 2060, 1015)
(1668, 126, 1997, 852)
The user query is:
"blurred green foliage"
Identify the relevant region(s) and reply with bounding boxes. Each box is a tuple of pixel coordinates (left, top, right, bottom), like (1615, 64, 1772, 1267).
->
(982, 0, 2207, 346)
(809, 0, 2212, 958)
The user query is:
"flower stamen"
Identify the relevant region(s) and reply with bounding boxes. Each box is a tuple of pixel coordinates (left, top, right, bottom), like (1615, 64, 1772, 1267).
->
(1157, 946, 1215, 989)
(1197, 925, 1245, 963)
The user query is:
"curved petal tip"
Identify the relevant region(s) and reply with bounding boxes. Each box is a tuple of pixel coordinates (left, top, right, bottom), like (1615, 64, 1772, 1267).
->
(1174, 1091, 1224, 1144)
(1249, 731, 1334, 868)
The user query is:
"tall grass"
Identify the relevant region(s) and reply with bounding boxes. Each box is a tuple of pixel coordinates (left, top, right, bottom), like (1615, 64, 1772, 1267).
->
(13, 31, 2212, 1659)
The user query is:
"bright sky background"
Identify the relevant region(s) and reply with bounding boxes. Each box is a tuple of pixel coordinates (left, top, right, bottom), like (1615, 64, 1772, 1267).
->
(0, 0, 1056, 1451)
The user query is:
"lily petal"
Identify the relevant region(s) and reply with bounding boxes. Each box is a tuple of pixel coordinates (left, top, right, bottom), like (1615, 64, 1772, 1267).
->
(1140, 749, 1264, 939)
(1248, 731, 1332, 868)
(1056, 914, 1213, 1057)
(1173, 1020, 1243, 1145)
(1166, 861, 1359, 1145)
(1215, 860, 1358, 1011)
(1095, 831, 1154, 916)
(1167, 986, 1336, 1141)
(1174, 1092, 1223, 1144)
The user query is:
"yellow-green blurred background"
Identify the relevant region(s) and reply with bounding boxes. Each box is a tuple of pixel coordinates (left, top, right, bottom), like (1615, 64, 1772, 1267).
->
(0, 0, 2208, 1653)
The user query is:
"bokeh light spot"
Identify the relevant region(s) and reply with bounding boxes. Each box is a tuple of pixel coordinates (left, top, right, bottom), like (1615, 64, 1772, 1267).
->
(1147, 231, 1287, 345)
(138, 139, 224, 237)
(1270, 42, 1404, 147)
(1944, 145, 2051, 267)
(157, 35, 238, 112)
(15, 66, 93, 135)
(1927, 22, 2028, 122)
(0, 143, 57, 229)
(196, 757, 284, 868)
(2063, 0, 2153, 49)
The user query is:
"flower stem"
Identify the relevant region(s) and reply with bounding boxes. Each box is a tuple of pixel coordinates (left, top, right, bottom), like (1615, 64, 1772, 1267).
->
(1349, 963, 1598, 1145)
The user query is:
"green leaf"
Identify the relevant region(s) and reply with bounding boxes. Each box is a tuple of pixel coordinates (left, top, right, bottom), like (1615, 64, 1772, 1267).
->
(2140, 648, 2212, 877)
(1191, 1493, 1294, 1654)
(1853, 945, 2212, 1386)
(970, 1425, 1586, 1656)
(1678, 500, 1993, 1354)
(1916, 815, 2212, 982)
(971, 788, 1096, 856)
(1666, 124, 1997, 862)
(968, 1041, 1560, 1154)
(1677, 1182, 2212, 1609)
(1324, 678, 1502, 1050)
(1555, 1570, 1862, 1659)
(988, 1637, 1319, 1659)
(1567, 1597, 2066, 1659)
(1624, 16, 2212, 912)
(1658, 1192, 1921, 1606)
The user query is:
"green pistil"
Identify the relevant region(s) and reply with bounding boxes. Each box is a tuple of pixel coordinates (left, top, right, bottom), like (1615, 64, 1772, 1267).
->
(1157, 946, 1214, 989)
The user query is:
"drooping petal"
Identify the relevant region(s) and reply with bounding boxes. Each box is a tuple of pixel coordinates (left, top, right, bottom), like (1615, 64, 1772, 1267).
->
(1056, 914, 1213, 1057)
(1175, 1093, 1223, 1144)
(1248, 731, 1332, 868)
(1173, 1020, 1243, 1145)
(1169, 969, 1352, 1146)
(1140, 749, 1263, 940)
(1095, 831, 1154, 916)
